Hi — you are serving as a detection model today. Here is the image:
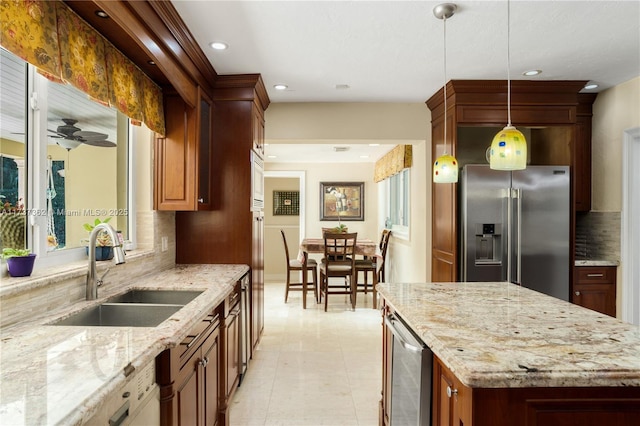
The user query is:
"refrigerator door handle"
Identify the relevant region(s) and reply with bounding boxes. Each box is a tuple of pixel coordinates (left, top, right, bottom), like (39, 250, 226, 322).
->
(506, 187, 513, 283)
(515, 188, 522, 285)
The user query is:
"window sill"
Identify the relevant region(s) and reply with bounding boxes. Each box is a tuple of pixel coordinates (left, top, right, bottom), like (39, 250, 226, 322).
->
(0, 248, 155, 298)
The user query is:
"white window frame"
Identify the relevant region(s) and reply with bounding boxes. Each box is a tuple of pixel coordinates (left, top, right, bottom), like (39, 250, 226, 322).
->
(21, 64, 136, 270)
(384, 168, 410, 240)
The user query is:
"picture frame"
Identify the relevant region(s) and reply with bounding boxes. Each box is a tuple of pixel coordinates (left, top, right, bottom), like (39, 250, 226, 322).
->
(273, 190, 300, 216)
(320, 182, 364, 221)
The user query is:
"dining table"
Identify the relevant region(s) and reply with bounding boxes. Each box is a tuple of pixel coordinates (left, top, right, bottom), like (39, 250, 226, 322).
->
(298, 237, 380, 309)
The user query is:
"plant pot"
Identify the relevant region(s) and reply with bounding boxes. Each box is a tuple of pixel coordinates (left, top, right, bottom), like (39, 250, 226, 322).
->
(85, 246, 114, 261)
(6, 254, 37, 277)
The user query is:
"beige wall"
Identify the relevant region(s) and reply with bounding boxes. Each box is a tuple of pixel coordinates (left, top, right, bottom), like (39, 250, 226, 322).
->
(265, 177, 300, 282)
(265, 102, 431, 283)
(592, 76, 640, 212)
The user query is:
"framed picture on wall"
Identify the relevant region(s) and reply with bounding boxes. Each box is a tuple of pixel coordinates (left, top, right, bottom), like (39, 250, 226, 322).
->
(319, 182, 364, 221)
(273, 190, 300, 216)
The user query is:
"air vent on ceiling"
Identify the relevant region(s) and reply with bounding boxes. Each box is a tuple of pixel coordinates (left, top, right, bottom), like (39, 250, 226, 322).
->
(333, 146, 350, 152)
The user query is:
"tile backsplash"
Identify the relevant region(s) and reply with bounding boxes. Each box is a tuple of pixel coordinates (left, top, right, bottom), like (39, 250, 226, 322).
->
(575, 212, 620, 261)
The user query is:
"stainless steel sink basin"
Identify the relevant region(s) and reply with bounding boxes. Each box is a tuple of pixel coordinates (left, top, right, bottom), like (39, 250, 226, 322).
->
(50, 303, 183, 327)
(106, 289, 203, 305)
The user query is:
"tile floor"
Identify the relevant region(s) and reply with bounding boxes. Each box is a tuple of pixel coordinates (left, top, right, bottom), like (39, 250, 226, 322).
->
(230, 281, 382, 426)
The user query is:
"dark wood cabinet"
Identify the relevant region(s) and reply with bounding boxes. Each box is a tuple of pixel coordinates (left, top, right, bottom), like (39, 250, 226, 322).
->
(155, 87, 214, 211)
(157, 306, 221, 426)
(176, 74, 268, 359)
(219, 282, 241, 426)
(432, 356, 471, 426)
(573, 265, 616, 317)
(379, 304, 393, 426)
(426, 80, 597, 282)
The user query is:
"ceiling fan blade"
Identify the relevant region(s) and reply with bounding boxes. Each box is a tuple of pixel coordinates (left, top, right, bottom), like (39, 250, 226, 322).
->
(73, 130, 108, 140)
(82, 139, 116, 147)
(48, 129, 66, 137)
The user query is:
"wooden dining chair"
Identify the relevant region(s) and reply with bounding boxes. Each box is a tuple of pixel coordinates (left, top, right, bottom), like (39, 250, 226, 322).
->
(280, 230, 318, 304)
(319, 232, 358, 311)
(355, 229, 391, 295)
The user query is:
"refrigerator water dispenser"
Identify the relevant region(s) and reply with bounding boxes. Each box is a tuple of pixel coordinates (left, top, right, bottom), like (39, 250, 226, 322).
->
(474, 223, 502, 265)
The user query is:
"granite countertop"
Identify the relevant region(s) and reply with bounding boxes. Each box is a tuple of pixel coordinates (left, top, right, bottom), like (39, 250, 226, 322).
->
(0, 264, 249, 426)
(377, 281, 640, 389)
(575, 259, 620, 267)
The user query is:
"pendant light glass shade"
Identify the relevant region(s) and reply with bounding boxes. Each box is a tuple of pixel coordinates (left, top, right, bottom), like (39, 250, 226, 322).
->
(433, 153, 458, 183)
(489, 0, 527, 171)
(489, 125, 527, 170)
(432, 3, 458, 184)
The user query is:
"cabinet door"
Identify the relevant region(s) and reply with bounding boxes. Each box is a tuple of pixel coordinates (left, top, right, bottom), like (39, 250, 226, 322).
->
(252, 103, 265, 156)
(176, 351, 201, 426)
(155, 88, 213, 211)
(202, 325, 220, 426)
(226, 303, 241, 398)
(197, 89, 214, 210)
(155, 93, 197, 210)
(251, 211, 264, 352)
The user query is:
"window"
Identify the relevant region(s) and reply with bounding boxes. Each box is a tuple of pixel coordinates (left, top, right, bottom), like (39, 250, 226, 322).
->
(384, 168, 410, 238)
(0, 48, 136, 268)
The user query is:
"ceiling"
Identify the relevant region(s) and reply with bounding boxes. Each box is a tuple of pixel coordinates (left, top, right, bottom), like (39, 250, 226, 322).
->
(170, 0, 640, 163)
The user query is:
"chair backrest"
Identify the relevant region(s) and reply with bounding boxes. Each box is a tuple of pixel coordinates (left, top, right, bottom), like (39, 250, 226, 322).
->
(280, 229, 291, 261)
(323, 232, 358, 265)
(380, 229, 392, 259)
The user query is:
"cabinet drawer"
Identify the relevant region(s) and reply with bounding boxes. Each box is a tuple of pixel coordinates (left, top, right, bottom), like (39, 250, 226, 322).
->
(575, 266, 615, 284)
(179, 310, 220, 367)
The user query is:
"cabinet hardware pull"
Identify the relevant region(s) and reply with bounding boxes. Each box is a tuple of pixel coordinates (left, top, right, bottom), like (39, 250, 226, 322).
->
(198, 359, 206, 367)
(183, 334, 198, 349)
(575, 291, 581, 296)
(198, 198, 204, 203)
(447, 386, 458, 398)
(587, 273, 604, 277)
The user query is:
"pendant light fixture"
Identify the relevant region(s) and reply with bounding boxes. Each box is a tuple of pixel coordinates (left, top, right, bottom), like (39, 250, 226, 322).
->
(489, 0, 527, 170)
(433, 3, 458, 183)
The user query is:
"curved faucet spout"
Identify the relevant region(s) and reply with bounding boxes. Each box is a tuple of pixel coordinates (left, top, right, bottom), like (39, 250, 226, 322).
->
(86, 223, 126, 300)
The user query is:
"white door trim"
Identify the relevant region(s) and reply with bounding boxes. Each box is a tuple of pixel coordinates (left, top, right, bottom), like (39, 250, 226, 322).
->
(621, 126, 640, 325)
(264, 170, 306, 242)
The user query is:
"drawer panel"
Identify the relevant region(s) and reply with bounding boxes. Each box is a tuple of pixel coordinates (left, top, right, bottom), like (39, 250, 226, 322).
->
(575, 266, 615, 284)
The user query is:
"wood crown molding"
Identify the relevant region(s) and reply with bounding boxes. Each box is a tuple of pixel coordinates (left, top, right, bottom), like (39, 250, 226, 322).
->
(213, 74, 271, 111)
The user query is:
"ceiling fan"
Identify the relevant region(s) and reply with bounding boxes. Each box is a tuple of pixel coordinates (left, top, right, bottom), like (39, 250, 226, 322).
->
(48, 118, 116, 149)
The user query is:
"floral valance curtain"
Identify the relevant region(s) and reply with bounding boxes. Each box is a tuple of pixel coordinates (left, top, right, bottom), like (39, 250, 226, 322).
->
(0, 0, 165, 135)
(374, 145, 413, 183)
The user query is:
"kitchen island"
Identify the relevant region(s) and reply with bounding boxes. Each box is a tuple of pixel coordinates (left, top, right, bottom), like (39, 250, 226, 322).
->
(0, 264, 248, 425)
(377, 281, 640, 426)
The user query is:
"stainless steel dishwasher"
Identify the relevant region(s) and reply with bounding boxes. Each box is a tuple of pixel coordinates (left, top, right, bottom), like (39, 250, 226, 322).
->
(385, 311, 433, 426)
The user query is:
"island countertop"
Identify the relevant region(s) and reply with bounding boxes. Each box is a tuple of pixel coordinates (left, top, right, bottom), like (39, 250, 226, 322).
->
(377, 281, 640, 389)
(0, 264, 249, 426)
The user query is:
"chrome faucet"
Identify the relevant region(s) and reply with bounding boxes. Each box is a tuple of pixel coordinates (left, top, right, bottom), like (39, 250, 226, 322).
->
(86, 223, 126, 300)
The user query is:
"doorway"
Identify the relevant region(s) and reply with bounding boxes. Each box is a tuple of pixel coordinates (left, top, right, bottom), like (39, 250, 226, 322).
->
(622, 127, 640, 325)
(264, 171, 305, 283)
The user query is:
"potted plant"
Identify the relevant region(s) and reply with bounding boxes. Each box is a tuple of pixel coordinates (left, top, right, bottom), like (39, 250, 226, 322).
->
(2, 248, 37, 277)
(82, 217, 114, 261)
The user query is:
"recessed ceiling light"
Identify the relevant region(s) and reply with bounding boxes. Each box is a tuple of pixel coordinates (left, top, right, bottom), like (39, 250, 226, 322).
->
(335, 84, 350, 90)
(360, 155, 370, 159)
(147, 60, 156, 66)
(523, 69, 542, 76)
(95, 10, 109, 18)
(584, 83, 599, 90)
(267, 155, 277, 159)
(209, 41, 228, 50)
(273, 84, 288, 90)
(369, 143, 380, 147)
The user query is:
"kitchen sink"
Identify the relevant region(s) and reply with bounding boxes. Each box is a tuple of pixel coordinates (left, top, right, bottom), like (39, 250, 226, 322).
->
(105, 289, 203, 305)
(50, 303, 183, 327)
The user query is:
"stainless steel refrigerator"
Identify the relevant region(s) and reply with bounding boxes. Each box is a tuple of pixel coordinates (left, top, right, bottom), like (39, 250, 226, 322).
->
(460, 164, 570, 301)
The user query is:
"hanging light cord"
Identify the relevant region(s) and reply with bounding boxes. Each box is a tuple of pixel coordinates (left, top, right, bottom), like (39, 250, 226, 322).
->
(443, 14, 448, 154)
(507, 0, 512, 127)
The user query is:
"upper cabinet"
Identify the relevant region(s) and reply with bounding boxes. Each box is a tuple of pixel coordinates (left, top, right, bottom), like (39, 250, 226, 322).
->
(154, 87, 214, 211)
(426, 80, 597, 282)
